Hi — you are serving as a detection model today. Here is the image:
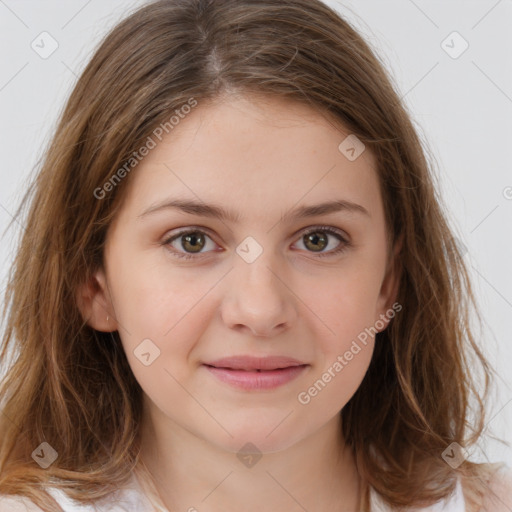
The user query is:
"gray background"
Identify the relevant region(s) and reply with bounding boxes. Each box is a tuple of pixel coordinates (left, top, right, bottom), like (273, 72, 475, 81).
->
(0, 0, 511, 468)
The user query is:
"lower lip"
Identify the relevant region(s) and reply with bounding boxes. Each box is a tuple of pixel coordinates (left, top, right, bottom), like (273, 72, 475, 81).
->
(204, 364, 308, 390)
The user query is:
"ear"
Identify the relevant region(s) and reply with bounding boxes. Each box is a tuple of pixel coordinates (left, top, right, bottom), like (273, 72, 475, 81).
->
(76, 267, 118, 332)
(375, 232, 403, 330)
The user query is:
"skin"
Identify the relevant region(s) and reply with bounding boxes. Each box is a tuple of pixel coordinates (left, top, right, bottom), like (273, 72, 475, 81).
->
(78, 93, 402, 511)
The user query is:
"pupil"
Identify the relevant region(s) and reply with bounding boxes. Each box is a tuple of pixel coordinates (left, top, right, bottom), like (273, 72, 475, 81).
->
(306, 232, 327, 252)
(184, 232, 204, 252)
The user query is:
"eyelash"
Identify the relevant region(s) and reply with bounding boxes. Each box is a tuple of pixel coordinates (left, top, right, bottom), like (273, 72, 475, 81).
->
(162, 225, 351, 261)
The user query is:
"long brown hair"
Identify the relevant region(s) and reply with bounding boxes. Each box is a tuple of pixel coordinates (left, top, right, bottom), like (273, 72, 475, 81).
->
(0, 0, 505, 510)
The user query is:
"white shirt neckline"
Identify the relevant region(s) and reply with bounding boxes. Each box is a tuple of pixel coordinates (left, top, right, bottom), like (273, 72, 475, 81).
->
(43, 471, 466, 511)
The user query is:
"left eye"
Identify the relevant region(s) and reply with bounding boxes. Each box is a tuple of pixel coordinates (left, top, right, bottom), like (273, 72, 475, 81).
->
(294, 227, 349, 257)
(162, 226, 350, 260)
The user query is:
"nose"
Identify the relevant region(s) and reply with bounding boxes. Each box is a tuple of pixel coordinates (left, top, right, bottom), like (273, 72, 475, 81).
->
(220, 254, 297, 338)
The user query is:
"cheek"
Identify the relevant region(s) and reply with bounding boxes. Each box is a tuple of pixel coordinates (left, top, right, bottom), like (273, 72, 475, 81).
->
(296, 334, 375, 416)
(313, 270, 384, 345)
(109, 250, 214, 334)
(109, 258, 221, 384)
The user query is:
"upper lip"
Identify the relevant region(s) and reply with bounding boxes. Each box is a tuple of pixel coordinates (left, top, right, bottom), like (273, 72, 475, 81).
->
(204, 356, 307, 371)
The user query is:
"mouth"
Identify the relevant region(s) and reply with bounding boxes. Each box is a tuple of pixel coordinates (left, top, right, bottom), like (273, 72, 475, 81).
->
(206, 367, 293, 372)
(205, 355, 307, 371)
(203, 356, 309, 390)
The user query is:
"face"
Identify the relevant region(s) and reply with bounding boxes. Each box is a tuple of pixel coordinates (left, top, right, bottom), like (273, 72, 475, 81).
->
(83, 93, 400, 454)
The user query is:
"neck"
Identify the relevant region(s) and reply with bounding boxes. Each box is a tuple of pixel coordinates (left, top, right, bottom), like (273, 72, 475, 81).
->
(138, 403, 362, 512)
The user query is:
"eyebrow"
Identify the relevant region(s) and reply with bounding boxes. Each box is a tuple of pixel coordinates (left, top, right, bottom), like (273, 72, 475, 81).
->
(138, 198, 370, 222)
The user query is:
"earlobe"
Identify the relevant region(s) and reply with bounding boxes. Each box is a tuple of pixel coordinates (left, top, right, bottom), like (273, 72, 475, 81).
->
(75, 268, 117, 332)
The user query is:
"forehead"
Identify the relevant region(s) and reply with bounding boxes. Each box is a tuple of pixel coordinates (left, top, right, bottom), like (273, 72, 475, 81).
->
(118, 93, 382, 223)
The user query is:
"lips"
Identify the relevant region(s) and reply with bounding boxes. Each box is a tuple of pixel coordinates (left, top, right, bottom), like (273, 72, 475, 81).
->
(203, 355, 309, 390)
(204, 355, 306, 371)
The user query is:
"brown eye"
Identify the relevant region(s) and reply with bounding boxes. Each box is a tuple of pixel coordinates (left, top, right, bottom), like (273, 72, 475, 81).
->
(303, 232, 328, 252)
(294, 226, 350, 258)
(180, 232, 206, 253)
(163, 229, 218, 260)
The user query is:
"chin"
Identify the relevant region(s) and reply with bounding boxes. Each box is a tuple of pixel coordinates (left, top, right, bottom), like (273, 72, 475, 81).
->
(208, 422, 307, 455)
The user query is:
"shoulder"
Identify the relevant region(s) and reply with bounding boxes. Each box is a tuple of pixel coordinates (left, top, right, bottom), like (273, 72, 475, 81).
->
(480, 464, 512, 512)
(368, 463, 512, 512)
(0, 494, 45, 511)
(0, 472, 157, 512)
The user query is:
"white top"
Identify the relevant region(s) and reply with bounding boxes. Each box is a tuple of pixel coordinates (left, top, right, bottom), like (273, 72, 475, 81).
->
(0, 473, 156, 511)
(0, 466, 510, 511)
(369, 478, 465, 511)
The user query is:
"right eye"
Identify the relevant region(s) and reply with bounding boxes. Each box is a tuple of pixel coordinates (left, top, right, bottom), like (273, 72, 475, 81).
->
(162, 228, 220, 260)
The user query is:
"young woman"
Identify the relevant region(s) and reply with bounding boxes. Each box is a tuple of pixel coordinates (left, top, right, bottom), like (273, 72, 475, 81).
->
(0, 0, 510, 510)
